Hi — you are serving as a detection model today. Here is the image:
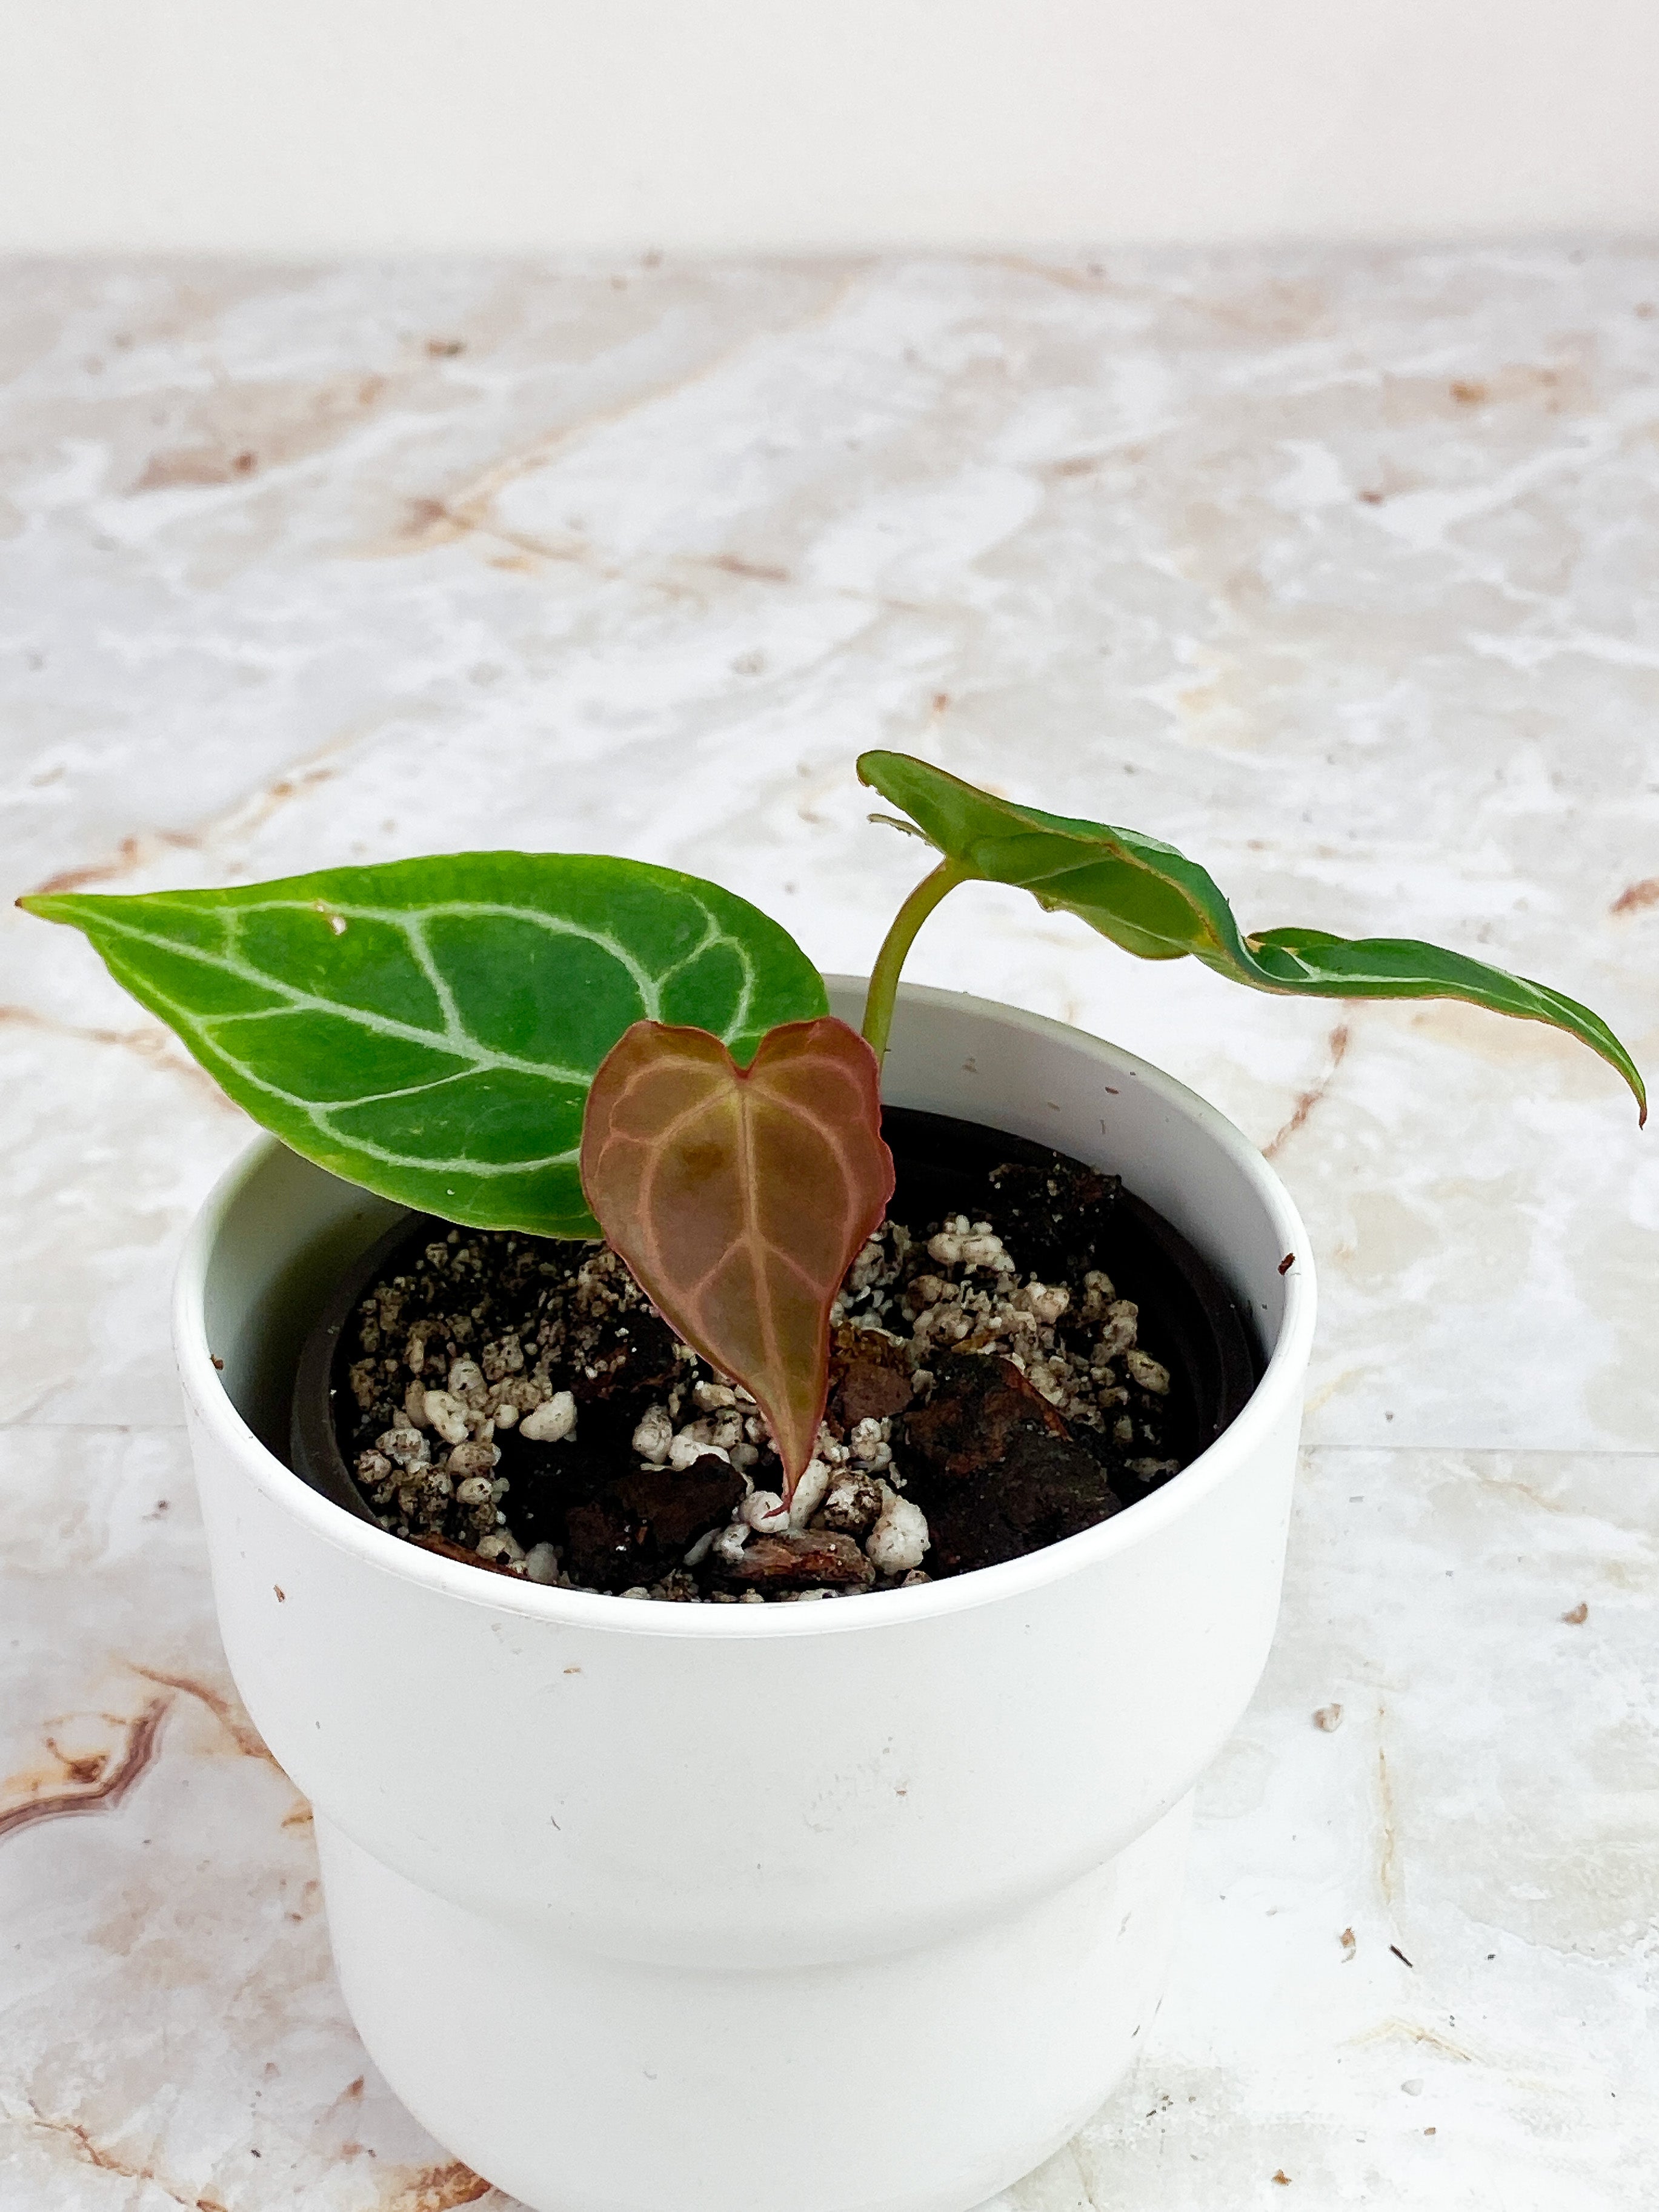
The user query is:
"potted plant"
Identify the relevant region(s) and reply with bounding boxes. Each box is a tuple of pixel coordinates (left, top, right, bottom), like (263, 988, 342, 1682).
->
(22, 752, 1643, 2212)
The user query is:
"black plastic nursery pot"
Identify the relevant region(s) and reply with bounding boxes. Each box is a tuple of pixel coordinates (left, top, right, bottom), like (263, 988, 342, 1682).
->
(289, 1105, 1262, 1584)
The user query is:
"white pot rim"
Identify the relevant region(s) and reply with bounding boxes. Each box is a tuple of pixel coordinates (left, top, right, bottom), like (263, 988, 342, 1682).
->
(175, 980, 1315, 1641)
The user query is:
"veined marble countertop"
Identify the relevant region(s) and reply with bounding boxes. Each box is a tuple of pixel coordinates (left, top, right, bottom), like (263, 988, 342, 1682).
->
(1, 251, 1655, 2212)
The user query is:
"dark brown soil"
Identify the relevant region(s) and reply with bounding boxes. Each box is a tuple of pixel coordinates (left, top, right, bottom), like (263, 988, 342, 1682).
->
(333, 1146, 1195, 1601)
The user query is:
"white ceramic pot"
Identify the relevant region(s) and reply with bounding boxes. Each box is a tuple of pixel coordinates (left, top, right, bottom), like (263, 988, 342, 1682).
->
(175, 980, 1314, 2212)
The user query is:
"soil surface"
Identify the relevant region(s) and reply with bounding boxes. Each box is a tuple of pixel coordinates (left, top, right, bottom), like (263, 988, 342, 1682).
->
(337, 1151, 1188, 1601)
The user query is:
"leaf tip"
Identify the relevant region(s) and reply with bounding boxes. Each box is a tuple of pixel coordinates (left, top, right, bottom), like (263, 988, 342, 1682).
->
(15, 891, 95, 931)
(16, 889, 100, 925)
(1609, 1048, 1647, 1127)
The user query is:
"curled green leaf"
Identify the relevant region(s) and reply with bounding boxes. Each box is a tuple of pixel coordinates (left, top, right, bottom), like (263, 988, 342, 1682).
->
(857, 751, 1646, 1123)
(22, 854, 829, 1235)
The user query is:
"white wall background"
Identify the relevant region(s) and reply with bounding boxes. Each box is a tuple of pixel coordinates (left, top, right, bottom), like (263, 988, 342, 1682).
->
(1, 0, 1656, 253)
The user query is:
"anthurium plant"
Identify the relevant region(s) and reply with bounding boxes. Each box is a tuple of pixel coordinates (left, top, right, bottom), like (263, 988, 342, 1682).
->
(22, 753, 1645, 1502)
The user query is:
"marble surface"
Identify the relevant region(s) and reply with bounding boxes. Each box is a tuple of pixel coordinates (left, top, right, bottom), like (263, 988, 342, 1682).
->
(1, 250, 1655, 2209)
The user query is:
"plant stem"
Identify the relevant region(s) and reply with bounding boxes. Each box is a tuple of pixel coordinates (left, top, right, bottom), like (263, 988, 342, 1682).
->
(860, 858, 971, 1068)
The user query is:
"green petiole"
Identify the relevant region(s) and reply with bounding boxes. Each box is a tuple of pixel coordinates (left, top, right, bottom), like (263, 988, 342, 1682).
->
(859, 855, 972, 1067)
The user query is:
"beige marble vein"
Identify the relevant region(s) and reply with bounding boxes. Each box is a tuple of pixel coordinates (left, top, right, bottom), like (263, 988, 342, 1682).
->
(1, 250, 1655, 2209)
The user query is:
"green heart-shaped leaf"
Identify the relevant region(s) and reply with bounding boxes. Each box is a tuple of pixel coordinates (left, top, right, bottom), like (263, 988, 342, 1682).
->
(858, 751, 1646, 1123)
(23, 854, 829, 1235)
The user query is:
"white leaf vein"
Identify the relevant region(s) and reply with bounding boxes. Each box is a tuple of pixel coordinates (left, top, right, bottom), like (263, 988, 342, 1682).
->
(93, 889, 774, 1183)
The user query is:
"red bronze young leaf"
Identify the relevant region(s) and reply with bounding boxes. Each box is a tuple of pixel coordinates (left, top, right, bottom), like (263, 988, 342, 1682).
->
(579, 1017, 895, 1498)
